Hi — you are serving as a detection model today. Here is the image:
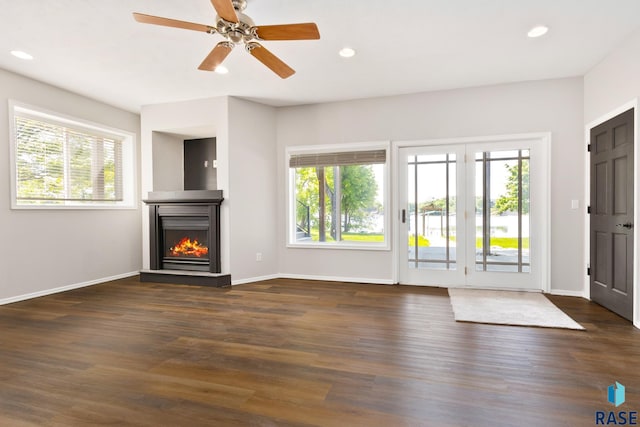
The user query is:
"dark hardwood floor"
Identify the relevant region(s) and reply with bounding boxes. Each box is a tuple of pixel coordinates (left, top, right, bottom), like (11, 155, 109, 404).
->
(0, 277, 638, 426)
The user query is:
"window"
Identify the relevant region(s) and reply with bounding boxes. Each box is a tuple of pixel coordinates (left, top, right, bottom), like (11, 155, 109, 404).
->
(9, 102, 136, 208)
(288, 143, 389, 249)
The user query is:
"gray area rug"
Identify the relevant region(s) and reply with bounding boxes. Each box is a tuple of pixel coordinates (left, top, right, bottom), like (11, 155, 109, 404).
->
(448, 288, 585, 330)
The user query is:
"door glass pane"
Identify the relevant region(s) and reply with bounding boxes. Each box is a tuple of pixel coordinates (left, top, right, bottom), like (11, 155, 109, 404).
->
(475, 150, 530, 272)
(407, 153, 456, 270)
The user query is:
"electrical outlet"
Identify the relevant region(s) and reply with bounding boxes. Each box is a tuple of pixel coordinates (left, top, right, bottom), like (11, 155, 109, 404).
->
(256, 252, 262, 262)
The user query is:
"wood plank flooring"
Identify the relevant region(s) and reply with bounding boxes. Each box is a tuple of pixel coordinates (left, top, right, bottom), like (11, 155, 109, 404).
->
(1, 277, 639, 426)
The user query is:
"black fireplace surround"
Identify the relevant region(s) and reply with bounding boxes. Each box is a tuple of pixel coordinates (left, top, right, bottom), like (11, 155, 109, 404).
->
(141, 190, 230, 287)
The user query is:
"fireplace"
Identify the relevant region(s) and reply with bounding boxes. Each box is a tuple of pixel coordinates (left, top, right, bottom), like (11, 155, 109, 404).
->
(141, 190, 230, 286)
(162, 218, 210, 271)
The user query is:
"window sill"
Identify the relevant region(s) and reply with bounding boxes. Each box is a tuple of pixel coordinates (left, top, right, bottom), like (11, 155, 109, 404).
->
(287, 242, 390, 251)
(11, 202, 137, 210)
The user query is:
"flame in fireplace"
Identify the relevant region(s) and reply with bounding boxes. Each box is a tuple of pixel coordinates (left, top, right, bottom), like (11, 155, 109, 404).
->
(169, 237, 209, 258)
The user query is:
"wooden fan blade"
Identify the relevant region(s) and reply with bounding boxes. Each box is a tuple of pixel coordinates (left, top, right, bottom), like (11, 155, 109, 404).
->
(210, 0, 238, 23)
(247, 43, 295, 79)
(254, 23, 320, 40)
(133, 13, 213, 33)
(198, 42, 234, 71)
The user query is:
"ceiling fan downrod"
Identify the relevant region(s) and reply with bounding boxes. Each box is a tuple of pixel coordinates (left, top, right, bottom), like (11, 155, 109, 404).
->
(232, 0, 247, 12)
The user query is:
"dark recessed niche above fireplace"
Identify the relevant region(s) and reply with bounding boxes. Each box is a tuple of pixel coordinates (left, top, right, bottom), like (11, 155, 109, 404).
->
(141, 190, 230, 287)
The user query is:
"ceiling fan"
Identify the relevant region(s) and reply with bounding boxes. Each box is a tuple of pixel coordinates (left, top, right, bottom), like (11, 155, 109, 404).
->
(133, 0, 320, 79)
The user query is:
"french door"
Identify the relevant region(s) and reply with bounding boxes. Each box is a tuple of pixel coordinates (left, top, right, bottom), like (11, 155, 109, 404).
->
(398, 136, 548, 290)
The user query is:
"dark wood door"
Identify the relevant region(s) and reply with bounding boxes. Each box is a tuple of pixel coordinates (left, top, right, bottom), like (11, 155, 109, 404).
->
(184, 137, 217, 190)
(590, 108, 634, 321)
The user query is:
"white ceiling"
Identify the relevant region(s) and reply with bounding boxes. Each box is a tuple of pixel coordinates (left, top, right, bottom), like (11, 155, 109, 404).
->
(2, 0, 640, 113)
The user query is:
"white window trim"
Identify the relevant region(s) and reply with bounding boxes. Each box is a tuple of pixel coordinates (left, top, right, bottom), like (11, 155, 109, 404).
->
(8, 100, 137, 210)
(286, 141, 391, 251)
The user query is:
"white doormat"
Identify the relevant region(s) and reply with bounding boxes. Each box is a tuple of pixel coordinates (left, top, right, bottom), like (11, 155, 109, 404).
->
(448, 288, 585, 330)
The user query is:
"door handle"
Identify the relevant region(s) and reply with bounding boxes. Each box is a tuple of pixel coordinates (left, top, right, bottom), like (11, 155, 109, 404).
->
(401, 209, 406, 224)
(616, 222, 633, 229)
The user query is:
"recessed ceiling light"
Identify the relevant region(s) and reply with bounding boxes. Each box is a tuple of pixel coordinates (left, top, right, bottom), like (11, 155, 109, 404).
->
(11, 50, 34, 60)
(214, 65, 229, 74)
(527, 25, 549, 38)
(339, 47, 356, 58)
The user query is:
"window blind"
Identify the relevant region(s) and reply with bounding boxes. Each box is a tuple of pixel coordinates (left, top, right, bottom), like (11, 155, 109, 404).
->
(14, 114, 124, 203)
(289, 149, 386, 168)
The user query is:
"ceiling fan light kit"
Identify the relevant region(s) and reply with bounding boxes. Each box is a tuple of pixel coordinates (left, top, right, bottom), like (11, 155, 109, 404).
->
(133, 0, 320, 78)
(214, 65, 229, 74)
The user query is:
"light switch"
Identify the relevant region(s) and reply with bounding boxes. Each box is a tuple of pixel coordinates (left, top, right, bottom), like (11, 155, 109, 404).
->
(571, 199, 579, 210)
(204, 160, 208, 168)
(213, 160, 217, 168)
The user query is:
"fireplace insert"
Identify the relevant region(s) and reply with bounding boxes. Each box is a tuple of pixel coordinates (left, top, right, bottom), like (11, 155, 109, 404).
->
(161, 217, 210, 271)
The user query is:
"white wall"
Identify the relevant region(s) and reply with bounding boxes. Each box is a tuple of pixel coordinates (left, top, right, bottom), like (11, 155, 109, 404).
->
(277, 78, 585, 293)
(227, 98, 278, 283)
(152, 131, 184, 191)
(584, 27, 640, 123)
(0, 68, 141, 302)
(584, 27, 640, 327)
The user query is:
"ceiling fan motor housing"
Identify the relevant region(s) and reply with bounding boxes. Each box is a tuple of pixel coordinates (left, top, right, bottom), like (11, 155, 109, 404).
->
(215, 11, 255, 44)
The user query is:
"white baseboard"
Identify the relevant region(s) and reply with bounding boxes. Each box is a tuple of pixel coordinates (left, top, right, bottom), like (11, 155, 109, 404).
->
(231, 274, 280, 286)
(547, 289, 587, 298)
(232, 273, 394, 286)
(0, 271, 139, 306)
(277, 273, 395, 285)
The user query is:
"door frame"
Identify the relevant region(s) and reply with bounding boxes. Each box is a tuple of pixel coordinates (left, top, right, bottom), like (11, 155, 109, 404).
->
(392, 132, 551, 292)
(584, 98, 640, 328)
